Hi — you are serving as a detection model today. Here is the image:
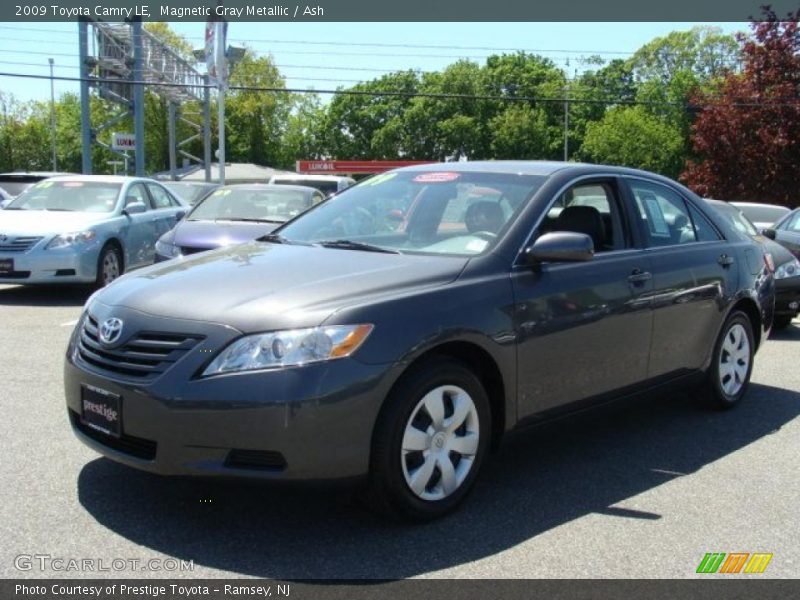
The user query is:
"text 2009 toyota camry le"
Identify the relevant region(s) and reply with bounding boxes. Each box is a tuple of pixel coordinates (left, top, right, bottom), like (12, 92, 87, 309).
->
(65, 162, 775, 521)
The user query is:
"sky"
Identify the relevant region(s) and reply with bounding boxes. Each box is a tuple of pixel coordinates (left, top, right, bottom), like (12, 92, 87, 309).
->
(0, 21, 750, 104)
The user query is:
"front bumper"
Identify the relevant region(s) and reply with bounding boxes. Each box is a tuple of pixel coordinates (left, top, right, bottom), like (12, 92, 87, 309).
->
(0, 242, 99, 284)
(64, 306, 394, 481)
(775, 277, 800, 316)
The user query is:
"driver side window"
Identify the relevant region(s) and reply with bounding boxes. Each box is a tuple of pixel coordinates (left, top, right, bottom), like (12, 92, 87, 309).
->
(125, 184, 149, 210)
(540, 181, 626, 253)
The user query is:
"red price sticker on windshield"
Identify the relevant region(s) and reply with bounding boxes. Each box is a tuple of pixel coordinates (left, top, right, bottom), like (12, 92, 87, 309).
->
(412, 172, 460, 183)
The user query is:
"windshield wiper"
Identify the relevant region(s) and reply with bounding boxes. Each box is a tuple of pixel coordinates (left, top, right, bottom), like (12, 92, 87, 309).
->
(217, 217, 284, 224)
(45, 208, 75, 212)
(257, 233, 313, 246)
(316, 239, 400, 254)
(3, 206, 25, 210)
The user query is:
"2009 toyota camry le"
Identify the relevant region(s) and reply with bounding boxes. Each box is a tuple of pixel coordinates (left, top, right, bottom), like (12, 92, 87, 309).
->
(65, 162, 775, 521)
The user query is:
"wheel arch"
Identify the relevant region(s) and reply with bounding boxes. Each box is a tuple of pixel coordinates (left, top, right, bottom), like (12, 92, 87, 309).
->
(100, 237, 125, 271)
(380, 339, 510, 450)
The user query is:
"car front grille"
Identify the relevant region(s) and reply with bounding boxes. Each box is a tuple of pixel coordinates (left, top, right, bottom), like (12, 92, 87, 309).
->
(69, 410, 157, 460)
(180, 245, 212, 256)
(0, 236, 43, 252)
(76, 313, 203, 380)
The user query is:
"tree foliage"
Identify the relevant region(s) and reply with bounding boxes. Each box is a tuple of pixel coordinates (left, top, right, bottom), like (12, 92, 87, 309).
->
(682, 9, 800, 205)
(580, 106, 685, 176)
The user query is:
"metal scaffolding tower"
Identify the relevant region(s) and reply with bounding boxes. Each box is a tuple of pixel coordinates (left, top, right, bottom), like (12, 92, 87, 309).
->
(78, 18, 210, 178)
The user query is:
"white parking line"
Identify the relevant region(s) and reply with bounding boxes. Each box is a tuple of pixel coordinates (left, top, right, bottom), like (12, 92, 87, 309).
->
(59, 319, 79, 327)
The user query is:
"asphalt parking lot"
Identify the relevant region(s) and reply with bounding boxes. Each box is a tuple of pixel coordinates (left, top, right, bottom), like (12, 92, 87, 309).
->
(1, 282, 798, 579)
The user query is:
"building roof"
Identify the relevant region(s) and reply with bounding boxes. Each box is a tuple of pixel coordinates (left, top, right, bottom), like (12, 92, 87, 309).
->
(155, 163, 293, 183)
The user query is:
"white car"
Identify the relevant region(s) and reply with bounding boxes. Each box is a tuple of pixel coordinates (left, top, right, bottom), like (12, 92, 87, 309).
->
(268, 174, 355, 196)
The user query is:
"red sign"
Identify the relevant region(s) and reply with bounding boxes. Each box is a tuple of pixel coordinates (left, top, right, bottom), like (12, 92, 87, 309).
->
(296, 160, 435, 174)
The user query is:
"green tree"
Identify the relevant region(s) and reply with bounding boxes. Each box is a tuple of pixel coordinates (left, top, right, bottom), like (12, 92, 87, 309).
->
(225, 50, 292, 166)
(580, 106, 685, 177)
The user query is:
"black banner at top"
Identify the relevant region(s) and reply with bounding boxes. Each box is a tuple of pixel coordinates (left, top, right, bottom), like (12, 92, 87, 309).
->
(3, 0, 800, 22)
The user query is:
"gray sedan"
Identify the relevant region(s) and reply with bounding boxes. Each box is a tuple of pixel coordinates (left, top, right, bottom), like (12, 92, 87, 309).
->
(0, 175, 187, 286)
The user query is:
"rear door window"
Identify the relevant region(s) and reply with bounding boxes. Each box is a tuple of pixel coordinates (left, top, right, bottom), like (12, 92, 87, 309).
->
(628, 180, 720, 247)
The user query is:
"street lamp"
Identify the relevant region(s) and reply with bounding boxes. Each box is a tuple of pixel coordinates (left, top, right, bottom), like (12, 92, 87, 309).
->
(48, 58, 57, 171)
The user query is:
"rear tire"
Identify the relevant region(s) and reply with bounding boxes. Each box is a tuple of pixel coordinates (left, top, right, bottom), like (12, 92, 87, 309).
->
(699, 311, 755, 410)
(365, 358, 491, 522)
(95, 244, 123, 288)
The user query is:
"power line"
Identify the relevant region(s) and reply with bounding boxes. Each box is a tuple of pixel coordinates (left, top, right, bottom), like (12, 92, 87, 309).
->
(0, 70, 796, 109)
(0, 25, 745, 61)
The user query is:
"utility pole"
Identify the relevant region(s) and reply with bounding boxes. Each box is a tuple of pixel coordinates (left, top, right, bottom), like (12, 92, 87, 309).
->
(48, 58, 57, 171)
(563, 83, 569, 162)
(78, 19, 91, 174)
(215, 19, 227, 185)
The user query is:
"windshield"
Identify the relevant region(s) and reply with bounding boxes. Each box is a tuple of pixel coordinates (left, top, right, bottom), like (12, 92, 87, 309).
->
(275, 171, 546, 256)
(273, 178, 339, 195)
(6, 181, 121, 212)
(711, 203, 759, 236)
(188, 187, 315, 223)
(0, 180, 37, 196)
(164, 183, 217, 205)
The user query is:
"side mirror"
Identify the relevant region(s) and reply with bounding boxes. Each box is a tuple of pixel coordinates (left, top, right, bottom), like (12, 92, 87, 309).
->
(175, 210, 187, 220)
(123, 201, 147, 215)
(524, 232, 594, 265)
(761, 228, 777, 240)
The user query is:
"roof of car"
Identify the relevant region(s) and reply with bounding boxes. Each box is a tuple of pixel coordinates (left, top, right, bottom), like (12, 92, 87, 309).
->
(271, 174, 354, 182)
(729, 201, 790, 210)
(219, 183, 320, 193)
(391, 160, 665, 178)
(42, 175, 155, 184)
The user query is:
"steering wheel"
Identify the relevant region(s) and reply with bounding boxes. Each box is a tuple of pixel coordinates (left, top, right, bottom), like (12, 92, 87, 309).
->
(471, 231, 497, 241)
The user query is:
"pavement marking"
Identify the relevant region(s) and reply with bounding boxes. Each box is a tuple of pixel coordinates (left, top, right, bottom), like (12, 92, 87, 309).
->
(59, 319, 79, 327)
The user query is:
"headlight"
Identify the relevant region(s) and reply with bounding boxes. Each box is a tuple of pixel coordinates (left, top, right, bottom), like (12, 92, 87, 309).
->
(202, 324, 374, 376)
(46, 231, 96, 249)
(155, 239, 181, 258)
(774, 258, 800, 280)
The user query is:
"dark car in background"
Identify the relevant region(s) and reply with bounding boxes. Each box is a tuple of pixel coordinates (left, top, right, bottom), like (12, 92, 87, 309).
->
(707, 199, 799, 330)
(154, 184, 324, 261)
(764, 207, 800, 259)
(66, 162, 775, 521)
(0, 171, 73, 198)
(162, 181, 220, 206)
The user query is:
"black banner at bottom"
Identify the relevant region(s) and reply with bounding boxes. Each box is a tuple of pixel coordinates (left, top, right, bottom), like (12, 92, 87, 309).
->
(2, 579, 798, 600)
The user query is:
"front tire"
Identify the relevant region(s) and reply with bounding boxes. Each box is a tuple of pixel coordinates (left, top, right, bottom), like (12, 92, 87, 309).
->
(700, 311, 755, 410)
(366, 358, 491, 521)
(96, 244, 123, 288)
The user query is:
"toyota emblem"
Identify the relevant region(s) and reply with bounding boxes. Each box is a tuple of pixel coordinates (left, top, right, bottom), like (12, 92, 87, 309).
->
(99, 318, 124, 345)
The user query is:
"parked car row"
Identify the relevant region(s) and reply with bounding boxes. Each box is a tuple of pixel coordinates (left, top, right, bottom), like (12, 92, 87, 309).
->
(0, 174, 327, 287)
(705, 200, 800, 329)
(64, 161, 777, 521)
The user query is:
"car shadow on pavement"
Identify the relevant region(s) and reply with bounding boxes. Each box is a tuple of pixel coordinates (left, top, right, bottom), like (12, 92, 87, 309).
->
(0, 284, 92, 307)
(769, 323, 800, 341)
(77, 383, 800, 579)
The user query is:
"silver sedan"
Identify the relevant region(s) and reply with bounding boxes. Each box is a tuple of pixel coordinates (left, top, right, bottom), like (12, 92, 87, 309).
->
(0, 175, 187, 286)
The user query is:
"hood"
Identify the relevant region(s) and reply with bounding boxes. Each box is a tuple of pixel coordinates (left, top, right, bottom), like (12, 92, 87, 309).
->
(172, 219, 281, 249)
(94, 241, 466, 332)
(0, 210, 109, 235)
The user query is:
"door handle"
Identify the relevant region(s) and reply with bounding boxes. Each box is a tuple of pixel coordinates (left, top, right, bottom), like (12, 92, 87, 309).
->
(718, 254, 735, 267)
(628, 269, 652, 284)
